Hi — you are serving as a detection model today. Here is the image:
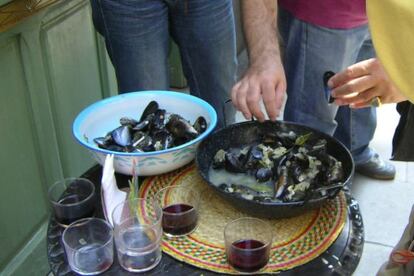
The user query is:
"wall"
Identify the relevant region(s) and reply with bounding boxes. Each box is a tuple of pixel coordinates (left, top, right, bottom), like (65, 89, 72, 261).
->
(0, 0, 117, 274)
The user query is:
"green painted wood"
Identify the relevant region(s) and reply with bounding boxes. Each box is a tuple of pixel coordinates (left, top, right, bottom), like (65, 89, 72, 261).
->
(0, 0, 116, 274)
(0, 37, 48, 271)
(1, 223, 49, 276)
(40, 1, 104, 177)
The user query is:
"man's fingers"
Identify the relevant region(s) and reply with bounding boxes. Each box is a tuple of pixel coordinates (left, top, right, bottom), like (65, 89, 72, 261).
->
(261, 81, 278, 121)
(274, 81, 286, 116)
(231, 81, 241, 105)
(246, 83, 265, 121)
(236, 80, 253, 120)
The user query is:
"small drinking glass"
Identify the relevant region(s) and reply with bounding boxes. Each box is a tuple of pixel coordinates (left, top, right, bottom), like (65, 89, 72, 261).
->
(224, 217, 273, 273)
(112, 198, 163, 273)
(48, 177, 96, 227)
(155, 185, 200, 237)
(62, 218, 114, 275)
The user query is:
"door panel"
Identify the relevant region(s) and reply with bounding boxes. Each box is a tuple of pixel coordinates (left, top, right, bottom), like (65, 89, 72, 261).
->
(41, 4, 102, 177)
(0, 37, 48, 270)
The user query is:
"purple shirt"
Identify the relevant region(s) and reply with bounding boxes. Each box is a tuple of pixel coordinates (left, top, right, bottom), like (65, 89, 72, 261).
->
(279, 0, 368, 29)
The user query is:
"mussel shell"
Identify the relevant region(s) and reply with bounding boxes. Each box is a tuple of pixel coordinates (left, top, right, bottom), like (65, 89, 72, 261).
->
(173, 136, 190, 147)
(133, 115, 153, 131)
(244, 145, 263, 169)
(142, 144, 156, 152)
(166, 114, 198, 139)
(132, 131, 153, 151)
(290, 163, 305, 184)
(119, 117, 138, 127)
(224, 152, 246, 173)
(140, 101, 159, 122)
(151, 109, 166, 131)
(111, 125, 132, 147)
(274, 166, 289, 199)
(193, 116, 208, 134)
(262, 132, 283, 147)
(152, 129, 173, 150)
(105, 144, 124, 152)
(94, 137, 109, 148)
(256, 167, 273, 182)
(276, 131, 297, 148)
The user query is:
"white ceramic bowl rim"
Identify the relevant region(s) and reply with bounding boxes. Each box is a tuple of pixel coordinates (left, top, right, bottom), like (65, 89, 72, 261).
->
(72, 91, 218, 157)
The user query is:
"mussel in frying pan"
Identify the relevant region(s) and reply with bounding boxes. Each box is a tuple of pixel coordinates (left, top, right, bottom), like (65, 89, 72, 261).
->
(210, 131, 345, 203)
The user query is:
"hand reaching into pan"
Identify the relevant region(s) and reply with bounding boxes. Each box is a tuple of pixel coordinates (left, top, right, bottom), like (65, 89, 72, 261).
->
(328, 58, 407, 108)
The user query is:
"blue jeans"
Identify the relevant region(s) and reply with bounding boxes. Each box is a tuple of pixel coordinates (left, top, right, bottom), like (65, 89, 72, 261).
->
(91, 0, 237, 127)
(279, 8, 377, 165)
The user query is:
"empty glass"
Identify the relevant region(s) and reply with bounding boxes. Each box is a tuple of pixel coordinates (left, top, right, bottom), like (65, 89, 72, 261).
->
(155, 185, 200, 237)
(224, 217, 272, 273)
(62, 218, 114, 275)
(48, 177, 96, 227)
(112, 198, 163, 272)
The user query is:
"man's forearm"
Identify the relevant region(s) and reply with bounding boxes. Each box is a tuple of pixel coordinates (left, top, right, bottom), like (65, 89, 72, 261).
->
(241, 0, 280, 66)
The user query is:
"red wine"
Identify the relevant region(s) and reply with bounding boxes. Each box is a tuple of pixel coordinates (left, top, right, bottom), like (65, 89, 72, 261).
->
(53, 193, 96, 226)
(162, 203, 198, 236)
(228, 239, 270, 273)
(58, 194, 87, 204)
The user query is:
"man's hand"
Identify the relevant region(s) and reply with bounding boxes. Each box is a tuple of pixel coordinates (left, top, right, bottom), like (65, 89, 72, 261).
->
(232, 0, 286, 122)
(231, 56, 286, 121)
(329, 58, 406, 108)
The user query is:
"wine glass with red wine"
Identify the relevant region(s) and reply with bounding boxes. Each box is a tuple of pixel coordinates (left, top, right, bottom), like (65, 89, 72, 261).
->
(155, 185, 200, 237)
(224, 217, 272, 273)
(48, 178, 96, 227)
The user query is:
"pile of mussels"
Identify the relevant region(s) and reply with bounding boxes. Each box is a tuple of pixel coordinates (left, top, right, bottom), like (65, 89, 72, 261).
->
(93, 101, 207, 152)
(212, 131, 345, 202)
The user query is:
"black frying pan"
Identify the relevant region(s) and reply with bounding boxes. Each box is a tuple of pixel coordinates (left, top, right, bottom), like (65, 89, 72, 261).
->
(195, 120, 354, 219)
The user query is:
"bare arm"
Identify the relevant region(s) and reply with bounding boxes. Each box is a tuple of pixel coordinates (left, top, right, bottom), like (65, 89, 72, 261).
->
(243, 0, 280, 67)
(231, 0, 286, 121)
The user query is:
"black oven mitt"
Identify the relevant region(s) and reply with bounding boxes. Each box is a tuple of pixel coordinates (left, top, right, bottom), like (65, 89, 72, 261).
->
(391, 101, 414, 162)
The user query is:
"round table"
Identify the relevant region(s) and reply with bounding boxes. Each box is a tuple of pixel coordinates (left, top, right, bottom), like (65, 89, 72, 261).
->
(47, 165, 364, 276)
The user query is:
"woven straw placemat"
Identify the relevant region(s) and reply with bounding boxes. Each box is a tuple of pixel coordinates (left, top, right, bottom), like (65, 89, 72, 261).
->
(139, 163, 347, 274)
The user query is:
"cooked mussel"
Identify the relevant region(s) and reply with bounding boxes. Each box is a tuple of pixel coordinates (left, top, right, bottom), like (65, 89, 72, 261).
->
(211, 129, 345, 203)
(193, 116, 207, 134)
(111, 125, 131, 147)
(166, 114, 198, 139)
(224, 152, 246, 173)
(120, 117, 139, 127)
(256, 167, 273, 182)
(140, 101, 158, 121)
(93, 100, 208, 153)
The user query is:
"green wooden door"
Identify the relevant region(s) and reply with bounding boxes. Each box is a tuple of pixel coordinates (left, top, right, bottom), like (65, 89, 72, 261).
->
(0, 1, 116, 275)
(0, 37, 49, 274)
(41, 2, 104, 177)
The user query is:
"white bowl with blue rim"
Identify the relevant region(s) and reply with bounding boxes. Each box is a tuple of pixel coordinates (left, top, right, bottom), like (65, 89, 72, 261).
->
(73, 91, 217, 175)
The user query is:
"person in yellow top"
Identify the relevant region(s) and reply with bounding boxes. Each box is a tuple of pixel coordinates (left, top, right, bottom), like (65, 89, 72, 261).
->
(329, 1, 414, 274)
